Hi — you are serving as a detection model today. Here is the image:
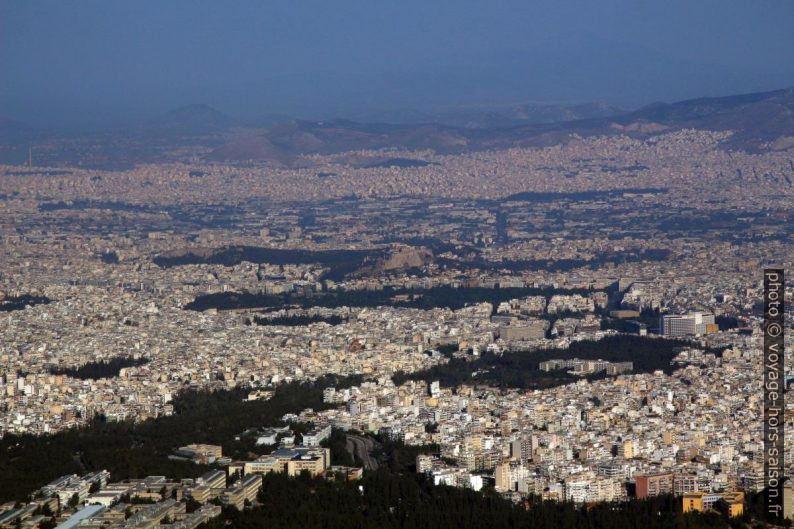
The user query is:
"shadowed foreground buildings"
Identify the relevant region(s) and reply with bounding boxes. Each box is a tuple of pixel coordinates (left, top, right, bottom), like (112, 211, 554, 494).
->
(0, 440, 340, 529)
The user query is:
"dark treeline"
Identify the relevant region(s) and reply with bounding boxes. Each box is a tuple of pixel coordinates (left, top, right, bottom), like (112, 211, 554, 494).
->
(601, 308, 662, 332)
(185, 285, 601, 313)
(152, 243, 668, 285)
(374, 238, 460, 255)
(199, 468, 733, 529)
(365, 158, 432, 168)
(252, 315, 347, 327)
(656, 209, 766, 236)
(0, 374, 361, 502)
(7, 170, 73, 177)
(503, 188, 667, 202)
(432, 343, 459, 358)
(323, 428, 357, 467)
(0, 294, 51, 312)
(716, 315, 740, 330)
(99, 250, 120, 264)
(440, 249, 669, 274)
(394, 335, 692, 389)
(743, 488, 792, 526)
(38, 200, 149, 212)
(600, 164, 651, 173)
(49, 356, 150, 380)
(152, 246, 377, 281)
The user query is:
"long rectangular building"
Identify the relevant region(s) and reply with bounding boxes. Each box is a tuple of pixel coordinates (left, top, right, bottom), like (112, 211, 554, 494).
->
(659, 312, 716, 337)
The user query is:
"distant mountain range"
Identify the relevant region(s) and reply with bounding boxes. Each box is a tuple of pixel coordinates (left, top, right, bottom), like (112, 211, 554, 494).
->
(1, 87, 792, 167)
(143, 99, 626, 134)
(206, 87, 794, 161)
(334, 101, 624, 128)
(611, 88, 794, 150)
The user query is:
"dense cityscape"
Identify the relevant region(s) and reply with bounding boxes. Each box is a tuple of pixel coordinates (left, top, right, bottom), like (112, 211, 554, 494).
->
(1, 121, 792, 528)
(2, 1, 794, 528)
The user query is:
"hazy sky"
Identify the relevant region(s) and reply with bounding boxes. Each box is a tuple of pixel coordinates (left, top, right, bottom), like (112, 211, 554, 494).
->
(2, 0, 794, 125)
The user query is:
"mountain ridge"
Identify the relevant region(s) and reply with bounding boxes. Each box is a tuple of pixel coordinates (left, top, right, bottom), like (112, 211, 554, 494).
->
(1, 87, 792, 167)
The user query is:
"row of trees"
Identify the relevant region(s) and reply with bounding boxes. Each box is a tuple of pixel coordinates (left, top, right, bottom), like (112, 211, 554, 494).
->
(394, 335, 695, 389)
(186, 285, 604, 313)
(152, 246, 376, 281)
(0, 374, 361, 502)
(438, 248, 669, 276)
(49, 356, 149, 380)
(0, 294, 51, 312)
(252, 315, 347, 327)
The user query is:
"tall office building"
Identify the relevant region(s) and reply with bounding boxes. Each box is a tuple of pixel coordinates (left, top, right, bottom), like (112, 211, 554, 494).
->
(659, 312, 716, 337)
